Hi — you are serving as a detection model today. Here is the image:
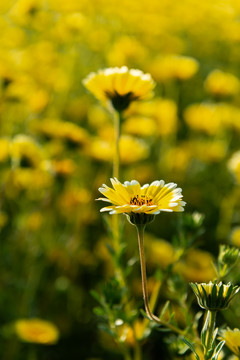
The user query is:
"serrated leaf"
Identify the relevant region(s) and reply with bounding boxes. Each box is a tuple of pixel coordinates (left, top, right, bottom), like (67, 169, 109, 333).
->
(181, 338, 200, 360)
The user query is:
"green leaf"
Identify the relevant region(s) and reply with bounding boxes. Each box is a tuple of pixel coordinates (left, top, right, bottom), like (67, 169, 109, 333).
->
(201, 310, 210, 346)
(211, 340, 225, 360)
(181, 337, 200, 360)
(90, 289, 103, 304)
(159, 300, 170, 321)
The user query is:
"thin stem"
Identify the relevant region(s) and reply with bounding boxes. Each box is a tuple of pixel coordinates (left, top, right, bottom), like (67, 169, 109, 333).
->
(136, 225, 185, 336)
(113, 110, 121, 179)
(204, 310, 217, 360)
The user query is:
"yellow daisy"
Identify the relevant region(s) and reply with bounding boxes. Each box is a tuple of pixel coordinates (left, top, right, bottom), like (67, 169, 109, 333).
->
(83, 66, 155, 112)
(97, 178, 185, 216)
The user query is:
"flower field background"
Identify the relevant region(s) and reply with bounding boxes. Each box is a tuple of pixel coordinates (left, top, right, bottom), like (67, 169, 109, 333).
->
(1, 0, 240, 359)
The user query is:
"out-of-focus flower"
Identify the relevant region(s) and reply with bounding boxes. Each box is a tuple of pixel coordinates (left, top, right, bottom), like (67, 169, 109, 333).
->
(174, 248, 216, 282)
(119, 135, 149, 163)
(190, 281, 240, 311)
(205, 69, 240, 97)
(58, 187, 91, 215)
(231, 227, 240, 247)
(52, 159, 76, 178)
(218, 328, 240, 356)
(123, 116, 157, 137)
(107, 36, 147, 67)
(97, 178, 185, 219)
(34, 119, 90, 148)
(228, 150, 240, 184)
(10, 134, 43, 168)
(0, 137, 10, 162)
(127, 98, 178, 136)
(15, 318, 59, 345)
(88, 135, 149, 164)
(184, 103, 223, 135)
(83, 66, 155, 112)
(148, 55, 199, 82)
(145, 236, 177, 269)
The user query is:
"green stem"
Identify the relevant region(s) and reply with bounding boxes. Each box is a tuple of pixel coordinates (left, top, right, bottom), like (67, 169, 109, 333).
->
(204, 310, 217, 360)
(134, 341, 142, 360)
(136, 225, 185, 336)
(113, 110, 121, 179)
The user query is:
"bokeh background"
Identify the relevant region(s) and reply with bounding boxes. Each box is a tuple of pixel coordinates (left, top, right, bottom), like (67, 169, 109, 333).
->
(1, 0, 240, 359)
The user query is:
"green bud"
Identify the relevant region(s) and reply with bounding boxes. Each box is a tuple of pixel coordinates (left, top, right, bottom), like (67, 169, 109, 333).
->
(218, 245, 239, 267)
(190, 281, 240, 311)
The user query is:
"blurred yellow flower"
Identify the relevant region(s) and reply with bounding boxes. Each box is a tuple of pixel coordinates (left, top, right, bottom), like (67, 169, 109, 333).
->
(184, 103, 223, 135)
(148, 55, 199, 82)
(10, 134, 43, 168)
(83, 66, 155, 112)
(128, 98, 178, 136)
(52, 159, 76, 177)
(123, 116, 157, 137)
(231, 227, 240, 247)
(88, 135, 149, 164)
(219, 328, 240, 356)
(34, 119, 90, 148)
(145, 236, 177, 269)
(119, 135, 149, 164)
(15, 318, 59, 345)
(205, 69, 240, 97)
(0, 137, 10, 162)
(98, 178, 185, 215)
(174, 248, 216, 282)
(107, 36, 147, 67)
(228, 150, 240, 184)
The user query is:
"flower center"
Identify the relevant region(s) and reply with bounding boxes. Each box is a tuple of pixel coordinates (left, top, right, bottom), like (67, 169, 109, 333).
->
(130, 195, 154, 206)
(105, 90, 139, 112)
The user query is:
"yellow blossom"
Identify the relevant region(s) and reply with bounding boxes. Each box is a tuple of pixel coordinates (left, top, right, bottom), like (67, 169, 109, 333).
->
(15, 318, 59, 345)
(145, 236, 177, 269)
(184, 103, 223, 135)
(205, 69, 240, 97)
(97, 178, 185, 215)
(88, 135, 149, 164)
(107, 36, 147, 67)
(148, 55, 199, 82)
(231, 227, 240, 247)
(219, 328, 240, 356)
(10, 134, 43, 168)
(174, 248, 216, 282)
(0, 137, 10, 162)
(83, 66, 155, 112)
(123, 116, 157, 137)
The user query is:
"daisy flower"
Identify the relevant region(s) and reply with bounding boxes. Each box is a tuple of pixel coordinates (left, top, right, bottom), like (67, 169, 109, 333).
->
(83, 66, 155, 112)
(97, 178, 185, 225)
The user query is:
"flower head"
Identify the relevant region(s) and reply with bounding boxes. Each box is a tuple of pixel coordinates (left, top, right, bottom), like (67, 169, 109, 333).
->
(218, 328, 240, 356)
(97, 178, 185, 225)
(15, 318, 59, 345)
(83, 66, 155, 112)
(190, 281, 240, 311)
